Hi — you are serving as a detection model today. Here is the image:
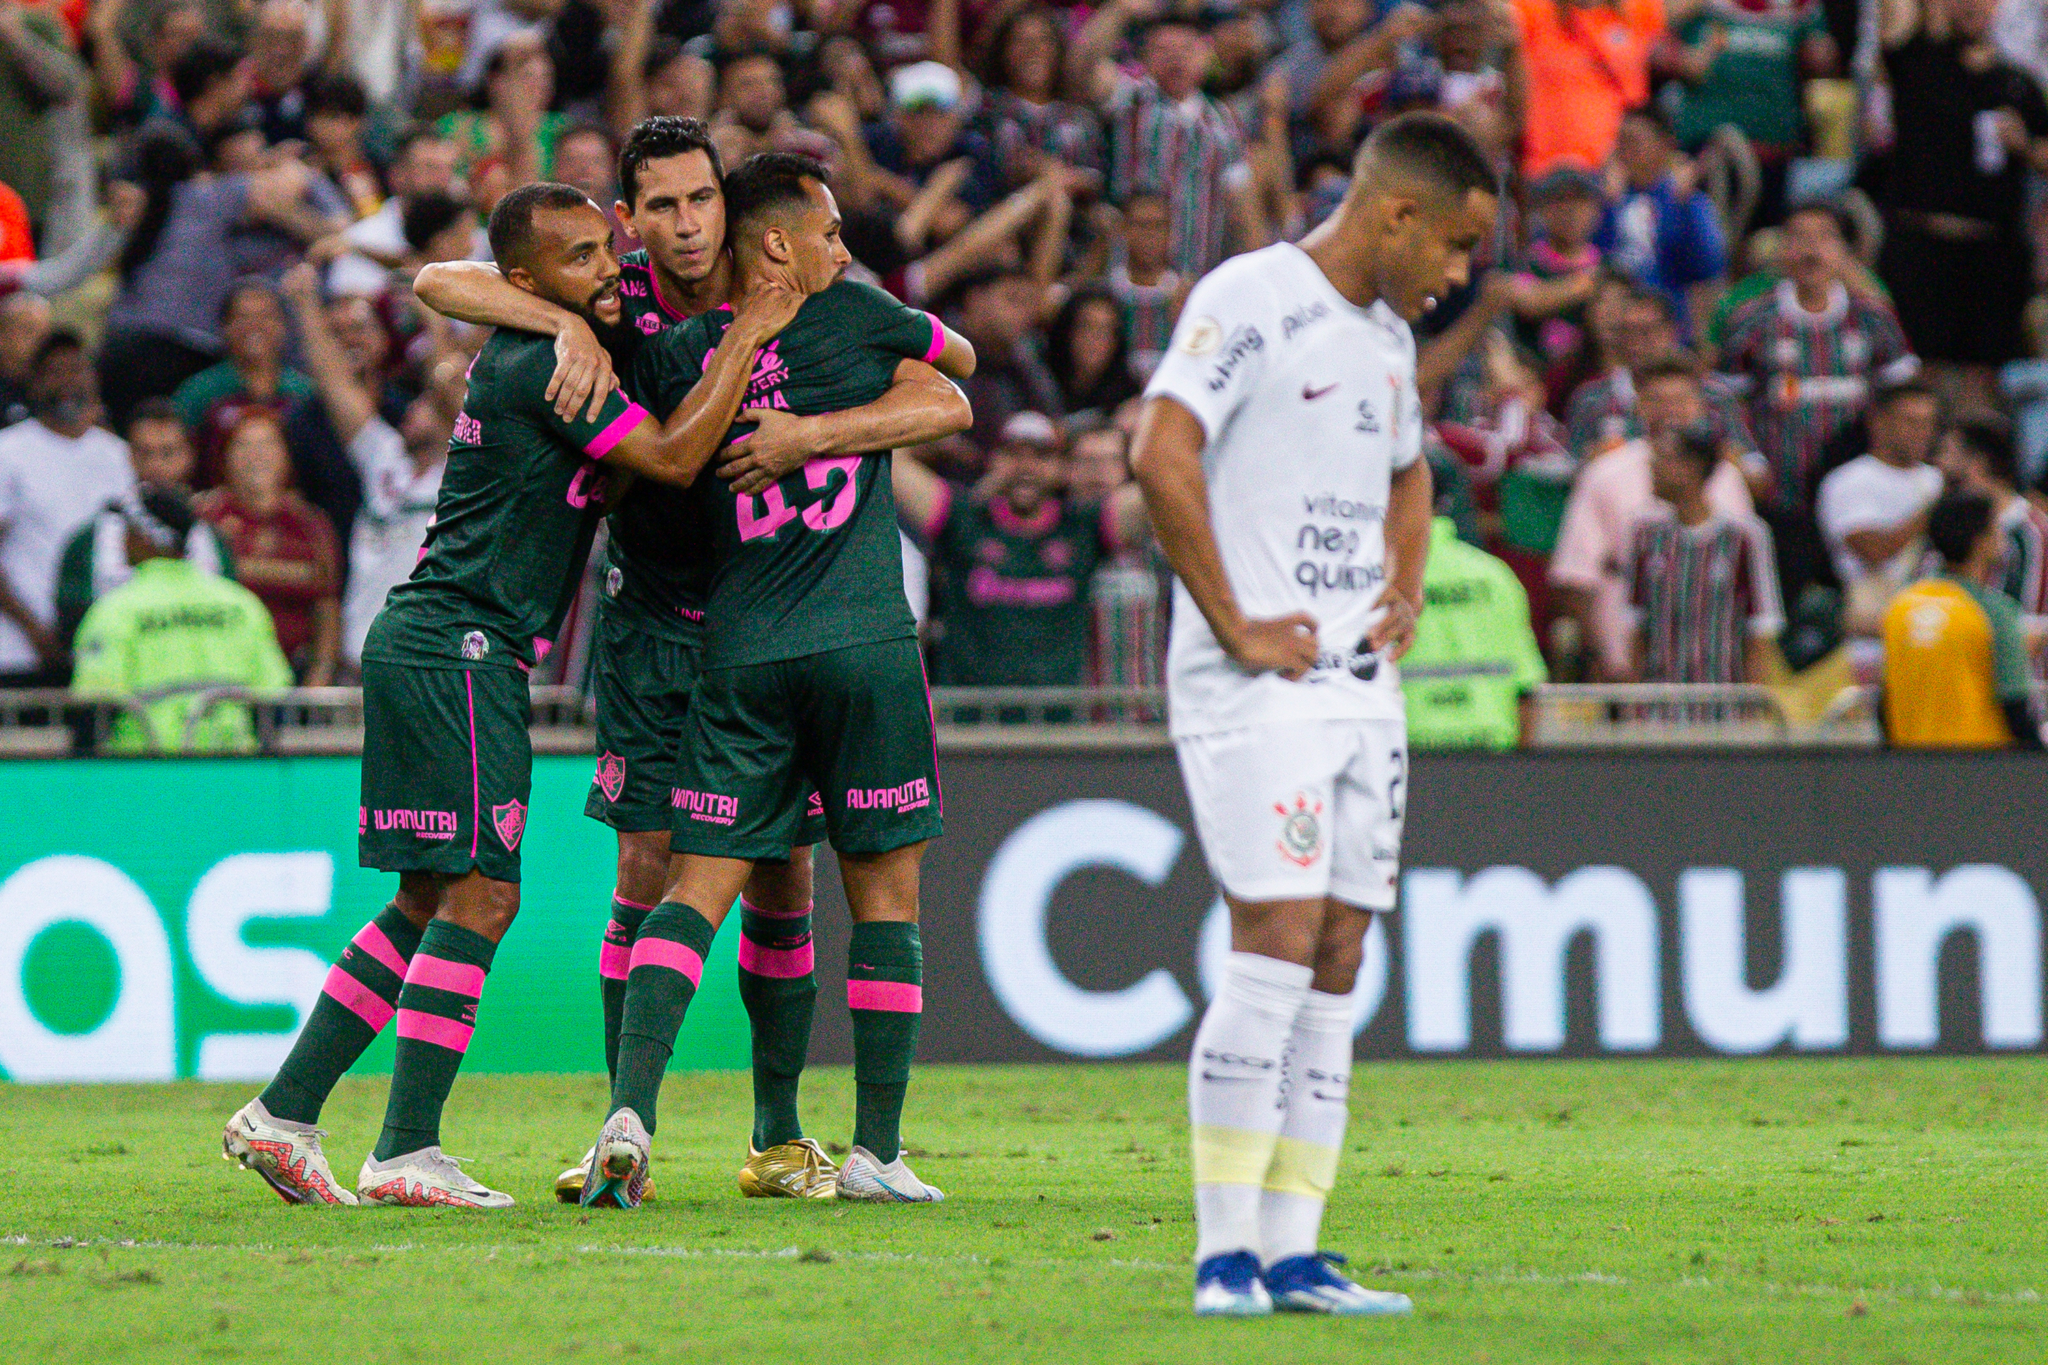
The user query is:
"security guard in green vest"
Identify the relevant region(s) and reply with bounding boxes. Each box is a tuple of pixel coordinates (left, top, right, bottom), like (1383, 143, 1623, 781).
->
(1401, 516, 1548, 749)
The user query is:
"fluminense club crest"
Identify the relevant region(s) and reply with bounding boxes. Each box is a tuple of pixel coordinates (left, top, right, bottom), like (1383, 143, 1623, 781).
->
(492, 799, 527, 851)
(594, 752, 626, 803)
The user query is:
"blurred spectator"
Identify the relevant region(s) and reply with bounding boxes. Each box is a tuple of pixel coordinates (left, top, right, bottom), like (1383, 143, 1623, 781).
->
(0, 293, 52, 429)
(1046, 286, 1142, 429)
(1402, 512, 1548, 750)
(0, 331, 135, 685)
(895, 411, 1148, 686)
(173, 279, 317, 486)
(54, 399, 232, 647)
(1274, 0, 1379, 151)
(248, 0, 324, 145)
(1551, 354, 1755, 679)
(195, 412, 342, 683)
(1595, 104, 1727, 336)
(326, 128, 473, 298)
(1068, 423, 1165, 689)
(1564, 284, 1753, 460)
(710, 51, 798, 165)
(1877, 0, 2048, 409)
(1101, 191, 1186, 379)
(972, 7, 1106, 192)
(1880, 489, 2039, 749)
(1623, 421, 1784, 683)
(72, 483, 292, 755)
(89, 0, 205, 132)
(0, 0, 86, 245)
(868, 61, 1002, 217)
(1075, 2, 1266, 276)
(1511, 0, 1662, 177)
(1511, 165, 1604, 378)
(953, 266, 1065, 454)
(154, 35, 255, 148)
(302, 72, 382, 222)
(1937, 413, 2048, 622)
(1815, 378, 1943, 633)
(439, 30, 565, 186)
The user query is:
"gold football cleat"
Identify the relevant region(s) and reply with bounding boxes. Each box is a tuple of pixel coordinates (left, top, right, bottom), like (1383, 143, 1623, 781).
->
(555, 1152, 657, 1204)
(737, 1138, 839, 1199)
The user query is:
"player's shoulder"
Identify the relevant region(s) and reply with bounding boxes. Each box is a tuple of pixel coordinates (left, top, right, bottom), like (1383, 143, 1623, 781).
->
(810, 276, 913, 325)
(471, 328, 554, 392)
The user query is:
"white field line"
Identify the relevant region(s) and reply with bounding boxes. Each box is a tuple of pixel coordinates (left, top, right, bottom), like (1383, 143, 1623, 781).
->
(3, 1234, 2041, 1307)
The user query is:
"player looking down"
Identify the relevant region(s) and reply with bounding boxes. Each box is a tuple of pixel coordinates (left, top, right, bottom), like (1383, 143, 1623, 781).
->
(1132, 112, 1499, 1314)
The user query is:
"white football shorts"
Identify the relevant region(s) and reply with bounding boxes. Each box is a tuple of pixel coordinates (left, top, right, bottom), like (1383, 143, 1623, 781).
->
(1174, 716, 1406, 907)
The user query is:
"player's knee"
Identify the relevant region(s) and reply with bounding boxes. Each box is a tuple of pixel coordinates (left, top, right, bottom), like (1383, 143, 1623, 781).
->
(392, 875, 441, 930)
(614, 831, 671, 904)
(745, 846, 815, 915)
(1308, 914, 1370, 993)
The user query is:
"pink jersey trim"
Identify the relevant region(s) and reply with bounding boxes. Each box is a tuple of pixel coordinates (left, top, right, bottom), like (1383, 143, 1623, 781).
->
(599, 939, 632, 981)
(396, 1009, 474, 1053)
(466, 672, 480, 861)
(351, 922, 410, 979)
(629, 936, 704, 987)
(847, 979, 923, 1013)
(323, 966, 395, 1031)
(586, 402, 650, 458)
(738, 936, 815, 979)
(739, 896, 814, 920)
(406, 953, 486, 998)
(922, 313, 946, 364)
(613, 894, 657, 912)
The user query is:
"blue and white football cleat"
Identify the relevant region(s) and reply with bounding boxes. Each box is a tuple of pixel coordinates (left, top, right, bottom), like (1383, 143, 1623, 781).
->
(1264, 1251, 1413, 1315)
(1193, 1251, 1274, 1317)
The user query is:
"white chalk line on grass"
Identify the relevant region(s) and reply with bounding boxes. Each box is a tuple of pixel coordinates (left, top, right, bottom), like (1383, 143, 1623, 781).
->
(5, 1234, 2041, 1308)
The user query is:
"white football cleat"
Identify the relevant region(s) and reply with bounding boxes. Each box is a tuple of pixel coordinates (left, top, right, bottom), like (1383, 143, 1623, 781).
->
(221, 1098, 358, 1206)
(579, 1108, 651, 1209)
(356, 1147, 514, 1209)
(1264, 1251, 1413, 1316)
(835, 1145, 944, 1203)
(1194, 1251, 1273, 1317)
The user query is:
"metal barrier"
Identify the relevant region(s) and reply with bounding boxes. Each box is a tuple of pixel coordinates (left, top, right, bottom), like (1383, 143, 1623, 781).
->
(1528, 684, 1797, 748)
(928, 686, 1169, 751)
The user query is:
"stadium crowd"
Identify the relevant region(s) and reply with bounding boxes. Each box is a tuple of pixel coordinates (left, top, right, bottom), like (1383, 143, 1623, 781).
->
(1, 0, 2046, 749)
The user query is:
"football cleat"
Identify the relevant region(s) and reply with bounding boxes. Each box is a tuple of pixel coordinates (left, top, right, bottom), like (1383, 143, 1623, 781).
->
(555, 1148, 657, 1204)
(579, 1108, 651, 1210)
(356, 1147, 514, 1209)
(835, 1145, 944, 1203)
(1194, 1251, 1273, 1317)
(221, 1098, 358, 1206)
(737, 1138, 839, 1199)
(1264, 1251, 1413, 1316)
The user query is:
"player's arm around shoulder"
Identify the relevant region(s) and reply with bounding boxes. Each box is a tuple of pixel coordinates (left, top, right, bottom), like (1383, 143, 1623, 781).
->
(414, 260, 618, 423)
(719, 357, 974, 497)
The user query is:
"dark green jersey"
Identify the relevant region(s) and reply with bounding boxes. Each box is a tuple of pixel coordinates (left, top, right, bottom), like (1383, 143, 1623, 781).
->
(366, 329, 647, 670)
(636, 278, 945, 668)
(599, 248, 713, 639)
(919, 486, 1110, 686)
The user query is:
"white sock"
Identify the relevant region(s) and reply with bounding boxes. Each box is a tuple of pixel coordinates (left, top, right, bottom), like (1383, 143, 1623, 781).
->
(1259, 988, 1354, 1266)
(1190, 951, 1313, 1265)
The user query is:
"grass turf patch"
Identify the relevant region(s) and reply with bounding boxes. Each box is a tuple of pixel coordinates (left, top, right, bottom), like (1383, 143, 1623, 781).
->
(0, 1060, 2043, 1363)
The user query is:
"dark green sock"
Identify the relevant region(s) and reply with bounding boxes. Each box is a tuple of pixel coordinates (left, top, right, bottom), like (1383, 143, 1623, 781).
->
(373, 921, 496, 1162)
(847, 921, 923, 1164)
(610, 902, 718, 1134)
(600, 896, 653, 1083)
(261, 905, 423, 1124)
(736, 897, 817, 1149)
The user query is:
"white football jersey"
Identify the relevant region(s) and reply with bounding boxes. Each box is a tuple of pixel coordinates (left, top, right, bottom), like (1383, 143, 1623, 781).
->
(1144, 242, 1422, 738)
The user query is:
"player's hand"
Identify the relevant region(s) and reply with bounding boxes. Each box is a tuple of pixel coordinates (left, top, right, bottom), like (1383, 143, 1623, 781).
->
(1368, 586, 1421, 662)
(734, 274, 806, 343)
(548, 315, 618, 423)
(1227, 613, 1319, 680)
(719, 408, 819, 494)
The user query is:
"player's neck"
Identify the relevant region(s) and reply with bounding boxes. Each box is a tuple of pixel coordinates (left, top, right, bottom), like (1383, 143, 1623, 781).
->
(1299, 217, 1382, 313)
(658, 251, 732, 318)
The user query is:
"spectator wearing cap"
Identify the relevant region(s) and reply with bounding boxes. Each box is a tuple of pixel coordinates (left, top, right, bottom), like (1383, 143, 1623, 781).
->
(895, 411, 1150, 686)
(1622, 420, 1784, 684)
(1937, 413, 2048, 626)
(55, 399, 233, 648)
(1879, 489, 2040, 750)
(1073, 0, 1267, 277)
(867, 61, 1003, 219)
(1594, 104, 1727, 340)
(1510, 0, 1663, 177)
(172, 278, 317, 487)
(0, 0, 86, 246)
(1401, 509, 1548, 750)
(0, 330, 135, 686)
(952, 266, 1067, 457)
(1815, 378, 1944, 634)
(71, 483, 292, 755)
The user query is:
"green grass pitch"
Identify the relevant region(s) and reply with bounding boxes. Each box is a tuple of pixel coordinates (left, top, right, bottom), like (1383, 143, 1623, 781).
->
(1, 1060, 2043, 1363)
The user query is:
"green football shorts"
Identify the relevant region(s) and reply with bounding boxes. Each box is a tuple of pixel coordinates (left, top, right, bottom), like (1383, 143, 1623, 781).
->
(670, 636, 942, 860)
(359, 659, 531, 883)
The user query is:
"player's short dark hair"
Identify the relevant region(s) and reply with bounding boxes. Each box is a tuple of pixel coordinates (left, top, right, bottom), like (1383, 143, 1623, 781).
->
(305, 71, 368, 119)
(30, 327, 86, 372)
(488, 182, 600, 272)
(618, 116, 725, 210)
(1874, 376, 1938, 412)
(1357, 110, 1498, 200)
(170, 35, 243, 106)
(1668, 420, 1720, 481)
(722, 152, 829, 243)
(404, 191, 473, 253)
(1929, 490, 1995, 567)
(125, 397, 184, 437)
(1954, 413, 2020, 488)
(1635, 353, 1701, 389)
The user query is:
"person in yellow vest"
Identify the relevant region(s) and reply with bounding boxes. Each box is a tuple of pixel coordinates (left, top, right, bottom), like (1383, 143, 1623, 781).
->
(1880, 491, 2042, 750)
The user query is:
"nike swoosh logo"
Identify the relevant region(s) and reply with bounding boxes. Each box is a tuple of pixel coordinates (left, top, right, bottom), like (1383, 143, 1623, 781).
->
(1303, 383, 1338, 401)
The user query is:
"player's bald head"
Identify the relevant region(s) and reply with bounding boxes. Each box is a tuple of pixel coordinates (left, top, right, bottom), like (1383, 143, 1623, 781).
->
(1351, 111, 1498, 206)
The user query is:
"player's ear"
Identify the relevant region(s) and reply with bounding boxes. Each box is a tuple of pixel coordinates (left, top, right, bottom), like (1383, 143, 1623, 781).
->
(505, 264, 538, 294)
(762, 225, 791, 264)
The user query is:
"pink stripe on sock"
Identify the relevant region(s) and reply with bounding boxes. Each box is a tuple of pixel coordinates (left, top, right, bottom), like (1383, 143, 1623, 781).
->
(406, 953, 486, 998)
(739, 896, 814, 920)
(323, 965, 395, 1030)
(351, 922, 409, 978)
(613, 894, 656, 912)
(599, 939, 632, 981)
(738, 936, 814, 979)
(395, 1009, 473, 1052)
(847, 980, 923, 1013)
(586, 402, 650, 457)
(629, 936, 704, 987)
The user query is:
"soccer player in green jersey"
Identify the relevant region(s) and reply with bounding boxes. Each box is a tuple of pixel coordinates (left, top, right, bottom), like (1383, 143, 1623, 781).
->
(582, 153, 977, 1207)
(416, 119, 971, 1200)
(223, 179, 825, 1208)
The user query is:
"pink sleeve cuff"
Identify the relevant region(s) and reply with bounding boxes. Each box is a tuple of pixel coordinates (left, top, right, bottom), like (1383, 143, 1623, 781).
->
(922, 313, 946, 364)
(585, 402, 650, 458)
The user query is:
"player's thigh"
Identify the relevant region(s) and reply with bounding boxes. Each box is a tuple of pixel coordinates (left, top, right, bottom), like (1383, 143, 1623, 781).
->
(360, 661, 532, 884)
(1174, 719, 1353, 906)
(837, 840, 929, 923)
(668, 658, 809, 862)
(585, 610, 697, 835)
(1328, 717, 1405, 914)
(795, 637, 942, 857)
